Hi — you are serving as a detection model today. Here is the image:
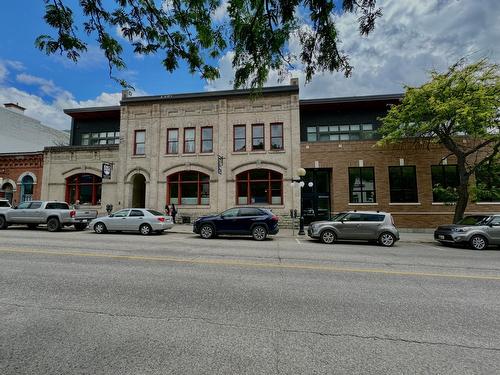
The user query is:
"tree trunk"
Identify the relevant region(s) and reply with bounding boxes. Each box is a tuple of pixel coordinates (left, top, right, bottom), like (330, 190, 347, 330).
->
(453, 161, 470, 223)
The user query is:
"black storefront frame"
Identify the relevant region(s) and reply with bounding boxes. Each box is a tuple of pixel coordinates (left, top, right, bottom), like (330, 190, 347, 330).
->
(301, 168, 332, 224)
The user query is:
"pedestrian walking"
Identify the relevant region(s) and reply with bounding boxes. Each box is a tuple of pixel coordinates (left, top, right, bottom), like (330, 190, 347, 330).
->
(171, 203, 177, 223)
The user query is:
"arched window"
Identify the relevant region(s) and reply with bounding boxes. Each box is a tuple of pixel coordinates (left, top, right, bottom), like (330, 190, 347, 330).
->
(66, 174, 102, 205)
(1, 182, 14, 204)
(236, 169, 283, 205)
(20, 175, 34, 202)
(167, 171, 209, 205)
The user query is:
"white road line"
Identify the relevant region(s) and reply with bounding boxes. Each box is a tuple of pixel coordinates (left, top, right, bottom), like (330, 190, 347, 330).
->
(295, 238, 301, 244)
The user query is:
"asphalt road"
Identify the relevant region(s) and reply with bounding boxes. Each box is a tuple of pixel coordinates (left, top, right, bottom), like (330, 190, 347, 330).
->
(1, 227, 499, 374)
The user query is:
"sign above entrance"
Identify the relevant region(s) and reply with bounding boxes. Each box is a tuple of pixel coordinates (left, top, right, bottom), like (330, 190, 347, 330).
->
(102, 162, 112, 179)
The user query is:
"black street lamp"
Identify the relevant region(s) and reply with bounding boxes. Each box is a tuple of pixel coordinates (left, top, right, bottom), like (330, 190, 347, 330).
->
(291, 168, 313, 235)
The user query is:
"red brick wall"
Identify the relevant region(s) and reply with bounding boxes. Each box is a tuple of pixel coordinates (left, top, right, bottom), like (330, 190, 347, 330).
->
(301, 141, 499, 228)
(0, 153, 44, 204)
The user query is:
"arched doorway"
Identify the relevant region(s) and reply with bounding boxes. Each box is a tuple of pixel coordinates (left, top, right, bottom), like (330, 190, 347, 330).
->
(1, 183, 14, 204)
(132, 174, 146, 208)
(20, 175, 34, 202)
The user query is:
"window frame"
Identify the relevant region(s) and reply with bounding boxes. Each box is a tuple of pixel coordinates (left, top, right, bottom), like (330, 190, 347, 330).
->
(133, 130, 146, 155)
(167, 171, 210, 206)
(388, 166, 418, 203)
(270, 122, 284, 150)
(166, 128, 179, 154)
(183, 127, 196, 154)
(431, 164, 459, 202)
(65, 173, 102, 205)
(251, 123, 265, 151)
(348, 167, 376, 203)
(236, 169, 283, 205)
(233, 124, 246, 152)
(200, 126, 213, 153)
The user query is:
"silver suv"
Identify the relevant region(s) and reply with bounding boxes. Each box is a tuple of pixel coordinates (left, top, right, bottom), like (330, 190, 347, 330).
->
(434, 214, 500, 250)
(308, 211, 400, 246)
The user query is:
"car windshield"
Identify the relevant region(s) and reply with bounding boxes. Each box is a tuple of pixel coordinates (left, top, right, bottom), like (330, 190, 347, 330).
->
(147, 210, 164, 216)
(456, 216, 489, 225)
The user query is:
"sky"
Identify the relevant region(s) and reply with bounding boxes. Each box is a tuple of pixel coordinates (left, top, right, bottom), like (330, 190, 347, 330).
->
(0, 0, 498, 131)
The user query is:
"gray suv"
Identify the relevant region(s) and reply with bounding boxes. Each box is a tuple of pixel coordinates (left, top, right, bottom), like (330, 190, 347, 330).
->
(308, 211, 400, 246)
(434, 214, 500, 250)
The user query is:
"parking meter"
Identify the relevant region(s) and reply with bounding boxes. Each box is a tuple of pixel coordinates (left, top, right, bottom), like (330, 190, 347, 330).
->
(105, 203, 113, 215)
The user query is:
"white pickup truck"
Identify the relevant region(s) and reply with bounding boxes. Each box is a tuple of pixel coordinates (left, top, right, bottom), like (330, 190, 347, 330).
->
(0, 200, 98, 232)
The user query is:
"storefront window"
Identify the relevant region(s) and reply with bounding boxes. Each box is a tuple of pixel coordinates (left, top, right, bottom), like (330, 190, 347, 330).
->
(167, 171, 210, 205)
(389, 166, 418, 203)
(65, 174, 102, 205)
(236, 169, 283, 205)
(349, 167, 376, 203)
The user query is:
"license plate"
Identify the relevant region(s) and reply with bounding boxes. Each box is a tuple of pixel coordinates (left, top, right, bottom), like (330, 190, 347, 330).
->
(438, 235, 444, 240)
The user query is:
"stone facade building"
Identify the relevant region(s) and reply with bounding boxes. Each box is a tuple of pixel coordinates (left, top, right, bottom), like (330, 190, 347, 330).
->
(42, 85, 301, 219)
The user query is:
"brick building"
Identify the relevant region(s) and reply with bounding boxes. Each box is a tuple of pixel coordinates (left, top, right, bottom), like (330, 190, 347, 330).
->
(0, 152, 43, 205)
(42, 84, 301, 219)
(299, 95, 499, 228)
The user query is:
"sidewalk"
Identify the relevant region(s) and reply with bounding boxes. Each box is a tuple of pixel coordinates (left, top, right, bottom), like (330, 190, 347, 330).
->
(168, 224, 436, 244)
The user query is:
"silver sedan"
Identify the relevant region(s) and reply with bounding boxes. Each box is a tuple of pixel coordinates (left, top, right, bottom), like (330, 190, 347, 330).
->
(89, 208, 174, 235)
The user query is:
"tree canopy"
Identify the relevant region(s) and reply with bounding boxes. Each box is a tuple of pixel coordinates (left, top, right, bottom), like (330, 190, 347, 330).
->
(36, 0, 382, 89)
(379, 58, 500, 222)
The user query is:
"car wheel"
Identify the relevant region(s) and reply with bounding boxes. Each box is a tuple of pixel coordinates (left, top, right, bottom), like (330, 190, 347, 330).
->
(200, 224, 215, 239)
(320, 229, 336, 244)
(379, 232, 396, 247)
(74, 223, 87, 231)
(470, 235, 488, 250)
(0, 216, 7, 229)
(47, 218, 61, 232)
(94, 222, 107, 234)
(139, 223, 152, 235)
(27, 224, 38, 230)
(252, 225, 268, 241)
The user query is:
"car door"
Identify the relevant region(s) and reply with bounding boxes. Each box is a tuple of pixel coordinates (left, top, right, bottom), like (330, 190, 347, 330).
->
(107, 209, 130, 230)
(9, 201, 31, 223)
(216, 208, 240, 234)
(359, 213, 385, 239)
(26, 201, 43, 223)
(485, 216, 500, 244)
(238, 208, 263, 234)
(336, 212, 363, 239)
(128, 209, 145, 231)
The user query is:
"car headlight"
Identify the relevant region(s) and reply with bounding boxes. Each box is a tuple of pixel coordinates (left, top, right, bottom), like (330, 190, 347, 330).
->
(452, 227, 468, 233)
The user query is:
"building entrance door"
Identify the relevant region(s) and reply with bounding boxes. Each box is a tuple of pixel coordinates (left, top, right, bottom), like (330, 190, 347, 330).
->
(1, 183, 14, 204)
(131, 174, 146, 208)
(301, 169, 332, 224)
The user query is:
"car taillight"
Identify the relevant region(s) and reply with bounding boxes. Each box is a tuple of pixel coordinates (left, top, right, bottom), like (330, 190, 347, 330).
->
(390, 215, 395, 226)
(157, 217, 165, 222)
(271, 215, 278, 222)
(70, 210, 76, 218)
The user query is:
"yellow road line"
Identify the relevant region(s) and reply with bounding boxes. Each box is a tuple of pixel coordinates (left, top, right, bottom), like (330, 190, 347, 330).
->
(0, 247, 499, 281)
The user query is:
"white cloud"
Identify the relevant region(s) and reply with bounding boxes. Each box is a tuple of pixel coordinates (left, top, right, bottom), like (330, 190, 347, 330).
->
(0, 63, 123, 130)
(206, 0, 500, 97)
(211, 0, 229, 22)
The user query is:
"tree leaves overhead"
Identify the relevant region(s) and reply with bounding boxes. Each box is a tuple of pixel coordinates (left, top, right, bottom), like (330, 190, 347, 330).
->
(36, 0, 382, 89)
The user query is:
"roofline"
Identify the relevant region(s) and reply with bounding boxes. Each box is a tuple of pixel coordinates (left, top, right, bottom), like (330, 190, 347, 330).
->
(121, 85, 299, 104)
(299, 93, 403, 106)
(63, 106, 121, 114)
(0, 151, 44, 157)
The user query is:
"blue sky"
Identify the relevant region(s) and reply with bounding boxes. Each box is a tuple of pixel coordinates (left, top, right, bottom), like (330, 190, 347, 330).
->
(0, 0, 498, 130)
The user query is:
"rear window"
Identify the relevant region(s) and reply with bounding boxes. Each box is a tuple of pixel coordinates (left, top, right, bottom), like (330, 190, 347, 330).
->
(239, 208, 263, 216)
(361, 214, 385, 222)
(45, 202, 70, 210)
(147, 210, 164, 216)
(0, 201, 10, 207)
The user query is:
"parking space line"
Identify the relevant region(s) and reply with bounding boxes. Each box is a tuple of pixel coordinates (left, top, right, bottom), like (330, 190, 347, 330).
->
(1, 247, 499, 281)
(295, 238, 301, 244)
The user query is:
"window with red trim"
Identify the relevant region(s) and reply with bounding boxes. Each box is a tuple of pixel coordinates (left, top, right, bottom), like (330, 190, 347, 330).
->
(167, 171, 210, 205)
(270, 123, 283, 150)
(184, 128, 195, 153)
(252, 124, 265, 151)
(236, 169, 282, 205)
(134, 130, 145, 155)
(65, 174, 102, 205)
(167, 129, 179, 154)
(234, 125, 246, 152)
(201, 127, 213, 153)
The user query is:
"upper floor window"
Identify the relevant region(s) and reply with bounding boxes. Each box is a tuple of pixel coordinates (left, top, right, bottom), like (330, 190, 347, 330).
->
(252, 124, 265, 151)
(167, 129, 179, 154)
(431, 165, 459, 202)
(306, 124, 376, 142)
(270, 123, 283, 150)
(184, 128, 195, 153)
(234, 125, 246, 152)
(201, 127, 213, 153)
(389, 166, 418, 203)
(81, 131, 120, 145)
(134, 130, 145, 155)
(349, 167, 376, 203)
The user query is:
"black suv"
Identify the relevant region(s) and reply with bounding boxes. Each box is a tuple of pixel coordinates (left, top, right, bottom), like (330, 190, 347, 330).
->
(193, 207, 279, 240)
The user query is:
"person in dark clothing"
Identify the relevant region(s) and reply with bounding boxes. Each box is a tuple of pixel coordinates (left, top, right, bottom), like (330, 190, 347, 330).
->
(171, 203, 177, 223)
(165, 204, 170, 216)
